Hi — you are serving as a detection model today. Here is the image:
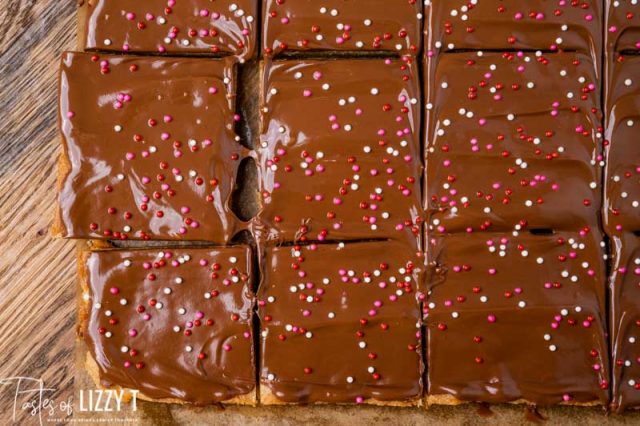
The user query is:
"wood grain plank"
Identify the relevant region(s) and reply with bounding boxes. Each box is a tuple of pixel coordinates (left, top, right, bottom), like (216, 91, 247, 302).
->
(0, 1, 76, 424)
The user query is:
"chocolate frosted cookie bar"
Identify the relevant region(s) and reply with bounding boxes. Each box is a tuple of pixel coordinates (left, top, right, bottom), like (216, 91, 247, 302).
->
(262, 0, 422, 56)
(611, 233, 640, 411)
(256, 58, 422, 248)
(425, 0, 602, 56)
(80, 246, 256, 405)
(258, 241, 423, 405)
(83, 0, 258, 60)
(55, 53, 246, 242)
(425, 51, 602, 234)
(604, 55, 640, 235)
(425, 231, 609, 405)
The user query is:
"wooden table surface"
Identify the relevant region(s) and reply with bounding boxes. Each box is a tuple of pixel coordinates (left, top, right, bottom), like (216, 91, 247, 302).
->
(2, 1, 640, 424)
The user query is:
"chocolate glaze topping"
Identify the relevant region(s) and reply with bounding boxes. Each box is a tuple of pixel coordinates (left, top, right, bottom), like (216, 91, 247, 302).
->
(258, 241, 423, 404)
(53, 0, 640, 411)
(425, 231, 609, 404)
(262, 0, 422, 56)
(83, 247, 255, 405)
(425, 51, 602, 234)
(58, 53, 245, 242)
(610, 233, 640, 411)
(256, 58, 422, 248)
(84, 0, 258, 60)
(425, 0, 602, 57)
(606, 0, 640, 54)
(604, 55, 640, 235)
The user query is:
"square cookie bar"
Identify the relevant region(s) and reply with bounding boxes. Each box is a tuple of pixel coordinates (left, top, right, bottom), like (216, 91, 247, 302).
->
(81, 246, 255, 405)
(83, 0, 258, 60)
(604, 55, 640, 235)
(425, 51, 602, 234)
(257, 58, 422, 248)
(56, 53, 245, 242)
(606, 0, 640, 53)
(425, 0, 602, 55)
(258, 241, 423, 405)
(262, 0, 422, 56)
(425, 231, 609, 405)
(610, 233, 640, 411)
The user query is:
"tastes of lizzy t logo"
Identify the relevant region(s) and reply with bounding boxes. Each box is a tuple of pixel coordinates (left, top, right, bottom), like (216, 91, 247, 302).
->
(1, 376, 137, 425)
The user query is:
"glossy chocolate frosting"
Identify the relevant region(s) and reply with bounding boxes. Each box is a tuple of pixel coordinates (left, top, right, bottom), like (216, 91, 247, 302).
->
(262, 0, 422, 56)
(83, 247, 255, 404)
(604, 55, 640, 235)
(425, 51, 602, 234)
(256, 58, 422, 248)
(425, 0, 602, 57)
(84, 0, 257, 60)
(606, 0, 640, 53)
(610, 233, 640, 411)
(58, 52, 245, 242)
(425, 231, 609, 405)
(258, 241, 423, 404)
